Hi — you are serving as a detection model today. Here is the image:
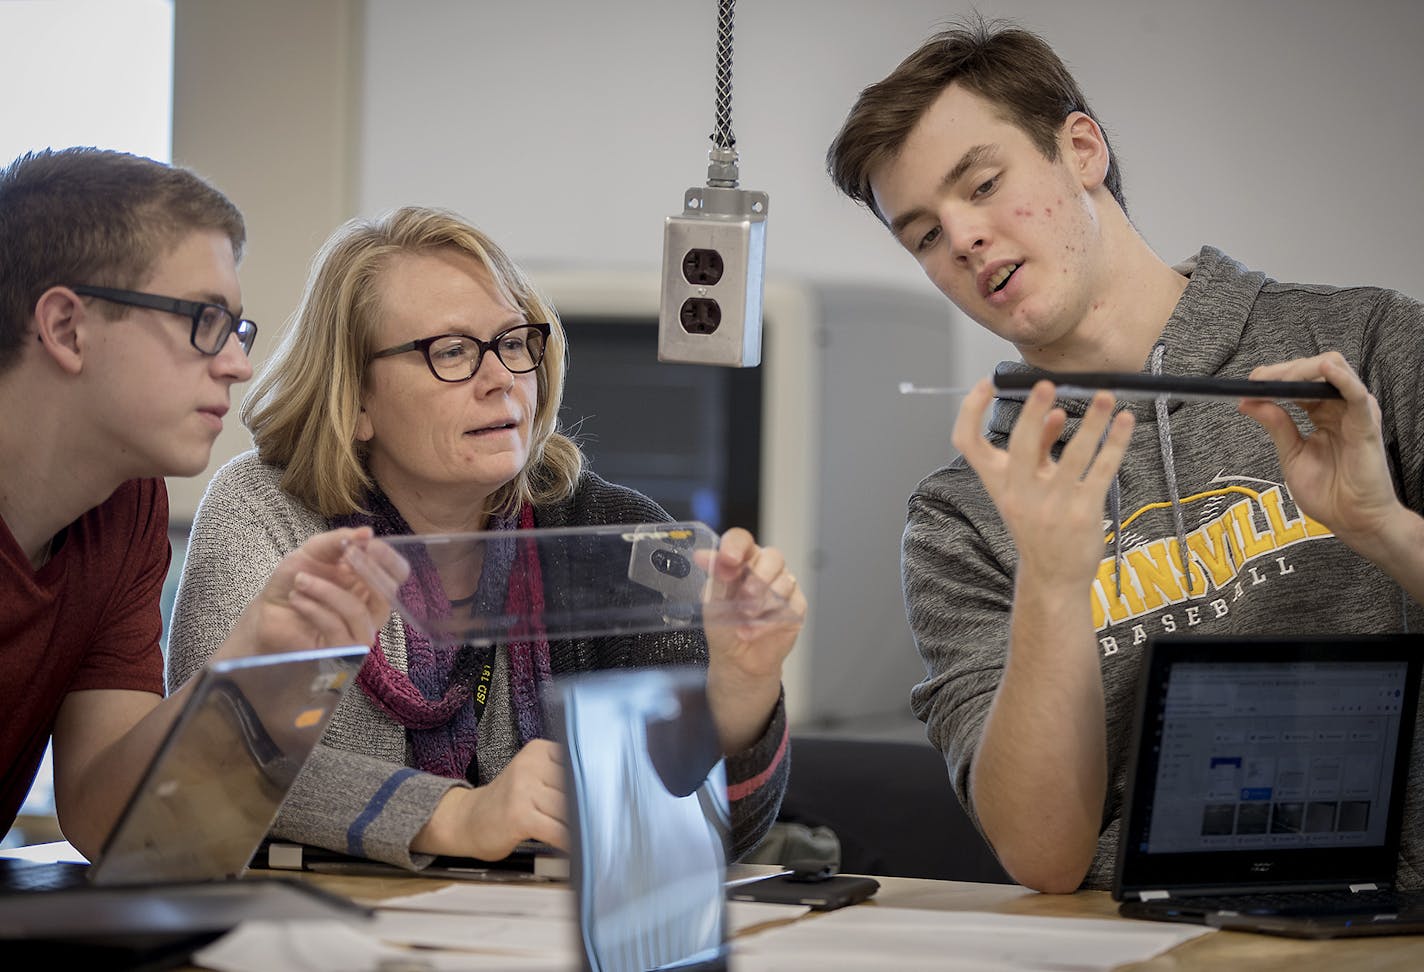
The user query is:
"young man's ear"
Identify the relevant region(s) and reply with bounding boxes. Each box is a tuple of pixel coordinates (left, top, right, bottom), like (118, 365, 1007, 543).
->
(31, 286, 89, 375)
(1062, 111, 1111, 192)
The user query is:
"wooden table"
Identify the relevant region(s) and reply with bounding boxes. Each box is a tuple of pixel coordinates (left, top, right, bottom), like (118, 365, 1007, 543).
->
(5, 847, 1417, 970)
(866, 874, 1424, 971)
(198, 868, 1424, 971)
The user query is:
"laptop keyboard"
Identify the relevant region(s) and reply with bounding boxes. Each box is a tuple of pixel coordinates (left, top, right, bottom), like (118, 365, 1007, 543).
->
(1167, 889, 1424, 917)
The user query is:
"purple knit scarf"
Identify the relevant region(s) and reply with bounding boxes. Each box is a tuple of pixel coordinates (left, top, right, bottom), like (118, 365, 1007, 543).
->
(334, 491, 551, 780)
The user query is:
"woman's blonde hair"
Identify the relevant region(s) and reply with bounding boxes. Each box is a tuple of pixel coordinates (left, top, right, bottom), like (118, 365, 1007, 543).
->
(242, 206, 583, 519)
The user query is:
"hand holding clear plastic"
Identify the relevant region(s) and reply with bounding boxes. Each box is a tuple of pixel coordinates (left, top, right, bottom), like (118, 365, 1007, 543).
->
(346, 521, 802, 647)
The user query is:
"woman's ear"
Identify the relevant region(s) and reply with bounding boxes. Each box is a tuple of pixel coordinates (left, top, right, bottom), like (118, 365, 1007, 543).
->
(32, 286, 88, 375)
(1062, 111, 1111, 192)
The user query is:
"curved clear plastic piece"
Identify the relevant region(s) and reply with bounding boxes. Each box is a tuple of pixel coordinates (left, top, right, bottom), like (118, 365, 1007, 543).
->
(552, 666, 729, 972)
(351, 521, 798, 647)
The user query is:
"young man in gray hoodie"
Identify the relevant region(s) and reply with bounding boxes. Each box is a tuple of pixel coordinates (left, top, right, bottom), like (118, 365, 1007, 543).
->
(826, 20, 1424, 893)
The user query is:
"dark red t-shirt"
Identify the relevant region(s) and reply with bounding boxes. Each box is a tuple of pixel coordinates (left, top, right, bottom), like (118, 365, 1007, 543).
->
(0, 478, 169, 833)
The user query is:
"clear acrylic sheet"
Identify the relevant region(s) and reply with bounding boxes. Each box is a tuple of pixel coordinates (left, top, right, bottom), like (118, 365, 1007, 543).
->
(551, 665, 730, 972)
(352, 521, 798, 647)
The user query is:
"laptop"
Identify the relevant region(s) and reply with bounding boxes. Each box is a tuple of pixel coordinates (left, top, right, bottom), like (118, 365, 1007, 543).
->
(551, 665, 731, 972)
(0, 645, 372, 953)
(250, 835, 570, 882)
(1114, 633, 1424, 938)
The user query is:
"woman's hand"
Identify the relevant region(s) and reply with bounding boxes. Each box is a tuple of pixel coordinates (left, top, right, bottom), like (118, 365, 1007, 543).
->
(226, 527, 410, 657)
(701, 527, 806, 754)
(414, 739, 569, 860)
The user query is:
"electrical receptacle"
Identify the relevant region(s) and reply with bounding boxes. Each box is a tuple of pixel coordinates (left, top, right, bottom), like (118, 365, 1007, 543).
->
(682, 248, 725, 286)
(679, 297, 722, 334)
(658, 185, 768, 367)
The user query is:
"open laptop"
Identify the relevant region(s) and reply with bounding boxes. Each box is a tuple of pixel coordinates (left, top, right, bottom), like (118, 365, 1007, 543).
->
(0, 645, 372, 951)
(1114, 633, 1424, 938)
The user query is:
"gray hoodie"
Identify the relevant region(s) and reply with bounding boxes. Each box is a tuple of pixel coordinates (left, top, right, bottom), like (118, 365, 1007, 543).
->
(903, 246, 1424, 889)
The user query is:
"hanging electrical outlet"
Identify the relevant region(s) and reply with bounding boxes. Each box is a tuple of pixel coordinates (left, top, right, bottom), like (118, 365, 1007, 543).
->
(659, 181, 767, 366)
(657, 0, 768, 368)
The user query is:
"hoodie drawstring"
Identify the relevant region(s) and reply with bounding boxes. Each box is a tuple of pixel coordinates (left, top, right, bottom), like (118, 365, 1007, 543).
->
(1110, 342, 1195, 599)
(1109, 476, 1124, 599)
(1149, 343, 1195, 595)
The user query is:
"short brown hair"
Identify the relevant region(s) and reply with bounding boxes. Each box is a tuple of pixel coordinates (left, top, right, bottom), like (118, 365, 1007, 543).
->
(0, 147, 246, 373)
(827, 18, 1125, 223)
(243, 206, 583, 519)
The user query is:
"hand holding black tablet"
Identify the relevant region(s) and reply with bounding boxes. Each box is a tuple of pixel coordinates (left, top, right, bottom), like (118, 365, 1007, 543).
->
(992, 369, 1342, 403)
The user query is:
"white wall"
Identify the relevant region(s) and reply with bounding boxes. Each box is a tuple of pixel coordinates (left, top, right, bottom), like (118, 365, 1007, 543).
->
(357, 0, 1424, 300)
(348, 0, 1424, 728)
(168, 0, 361, 520)
(173, 0, 1424, 507)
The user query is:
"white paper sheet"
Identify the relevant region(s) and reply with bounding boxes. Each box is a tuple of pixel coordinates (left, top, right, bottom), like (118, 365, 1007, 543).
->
(373, 882, 802, 928)
(374, 882, 577, 919)
(191, 919, 576, 972)
(0, 839, 86, 863)
(732, 907, 1214, 971)
(192, 888, 807, 971)
(369, 910, 581, 957)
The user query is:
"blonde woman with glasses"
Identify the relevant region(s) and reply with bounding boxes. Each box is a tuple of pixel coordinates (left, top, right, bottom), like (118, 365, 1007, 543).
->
(167, 206, 803, 870)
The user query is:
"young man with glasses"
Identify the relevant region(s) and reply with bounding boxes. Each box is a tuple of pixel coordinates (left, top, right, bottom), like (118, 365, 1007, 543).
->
(0, 147, 408, 860)
(825, 20, 1424, 893)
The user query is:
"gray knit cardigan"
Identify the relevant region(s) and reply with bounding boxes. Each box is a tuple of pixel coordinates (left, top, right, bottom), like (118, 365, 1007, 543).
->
(167, 451, 789, 868)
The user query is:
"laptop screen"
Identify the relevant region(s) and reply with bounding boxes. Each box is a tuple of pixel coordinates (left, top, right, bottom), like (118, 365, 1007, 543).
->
(1117, 635, 1422, 896)
(89, 645, 368, 886)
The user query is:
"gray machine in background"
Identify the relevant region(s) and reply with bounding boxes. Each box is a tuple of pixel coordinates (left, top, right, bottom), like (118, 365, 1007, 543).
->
(538, 270, 1010, 734)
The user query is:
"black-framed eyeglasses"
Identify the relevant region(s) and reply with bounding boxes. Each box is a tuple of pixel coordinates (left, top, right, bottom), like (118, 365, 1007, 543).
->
(370, 322, 550, 383)
(70, 285, 259, 356)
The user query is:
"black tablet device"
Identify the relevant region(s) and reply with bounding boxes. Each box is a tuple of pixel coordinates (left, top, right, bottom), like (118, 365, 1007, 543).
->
(993, 370, 1342, 403)
(729, 873, 880, 911)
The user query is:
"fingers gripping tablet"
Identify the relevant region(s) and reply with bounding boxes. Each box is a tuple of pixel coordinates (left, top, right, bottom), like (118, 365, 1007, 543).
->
(993, 369, 1342, 403)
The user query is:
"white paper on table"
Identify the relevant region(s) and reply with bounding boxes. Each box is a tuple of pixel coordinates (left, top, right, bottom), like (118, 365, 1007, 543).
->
(374, 882, 577, 919)
(362, 901, 801, 966)
(372, 883, 803, 932)
(737, 951, 1027, 972)
(369, 908, 580, 959)
(191, 919, 577, 972)
(732, 907, 1214, 971)
(199, 881, 810, 971)
(0, 840, 86, 864)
